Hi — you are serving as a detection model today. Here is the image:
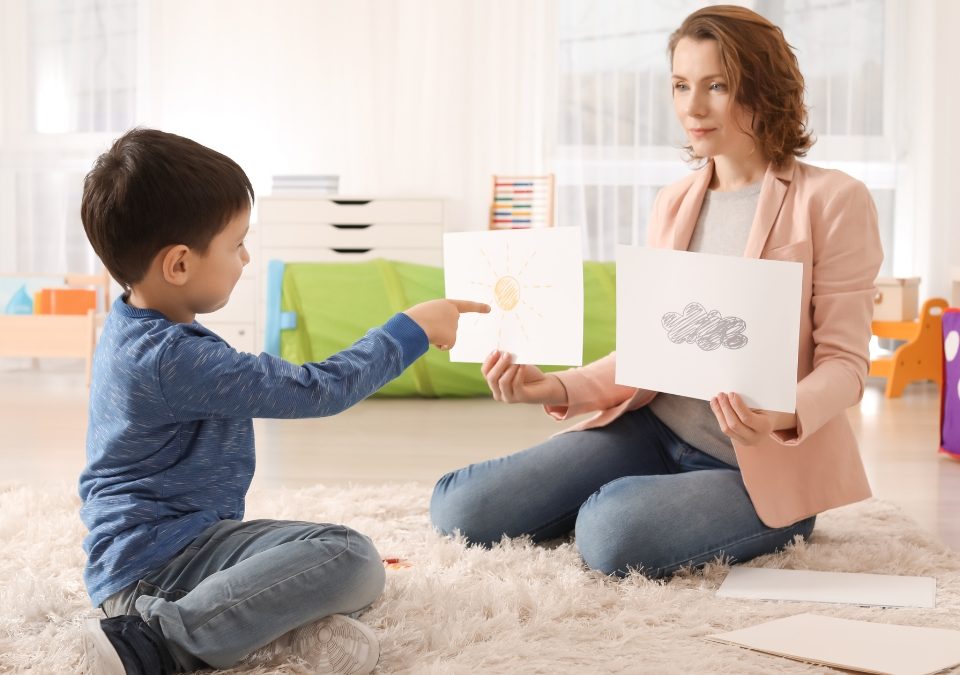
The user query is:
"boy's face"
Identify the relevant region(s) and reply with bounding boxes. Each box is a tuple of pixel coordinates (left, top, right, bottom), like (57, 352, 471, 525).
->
(187, 208, 251, 315)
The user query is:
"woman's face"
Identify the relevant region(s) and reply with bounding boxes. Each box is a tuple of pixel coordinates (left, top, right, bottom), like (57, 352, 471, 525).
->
(671, 37, 757, 162)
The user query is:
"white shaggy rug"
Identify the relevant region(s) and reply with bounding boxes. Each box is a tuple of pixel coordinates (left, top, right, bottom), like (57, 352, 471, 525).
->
(2, 482, 960, 674)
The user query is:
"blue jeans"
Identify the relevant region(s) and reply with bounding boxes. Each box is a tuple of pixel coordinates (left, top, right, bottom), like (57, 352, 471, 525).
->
(430, 407, 815, 578)
(101, 519, 385, 670)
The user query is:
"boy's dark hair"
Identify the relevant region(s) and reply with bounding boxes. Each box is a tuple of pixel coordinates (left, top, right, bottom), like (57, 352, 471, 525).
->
(81, 128, 255, 289)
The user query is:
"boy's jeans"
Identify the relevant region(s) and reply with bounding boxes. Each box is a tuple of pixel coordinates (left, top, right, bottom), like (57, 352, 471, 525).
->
(102, 519, 386, 670)
(430, 406, 815, 577)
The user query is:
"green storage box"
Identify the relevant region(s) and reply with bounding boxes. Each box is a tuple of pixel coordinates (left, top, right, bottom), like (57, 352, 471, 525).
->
(265, 258, 616, 397)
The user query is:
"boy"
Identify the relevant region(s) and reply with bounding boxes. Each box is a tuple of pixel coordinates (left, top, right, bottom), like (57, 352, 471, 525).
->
(78, 128, 488, 674)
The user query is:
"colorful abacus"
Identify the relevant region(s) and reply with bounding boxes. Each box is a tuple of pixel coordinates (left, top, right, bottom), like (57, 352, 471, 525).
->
(489, 174, 555, 229)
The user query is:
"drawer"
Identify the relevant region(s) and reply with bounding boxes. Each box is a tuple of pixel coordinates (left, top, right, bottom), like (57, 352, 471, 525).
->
(200, 322, 256, 353)
(258, 198, 442, 224)
(261, 246, 443, 267)
(199, 278, 257, 323)
(260, 223, 441, 249)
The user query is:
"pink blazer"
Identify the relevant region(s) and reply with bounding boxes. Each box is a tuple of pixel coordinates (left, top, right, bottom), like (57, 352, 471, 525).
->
(545, 158, 883, 528)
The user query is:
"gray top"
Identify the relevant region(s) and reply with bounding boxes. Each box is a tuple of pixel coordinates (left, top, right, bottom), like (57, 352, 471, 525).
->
(647, 181, 762, 468)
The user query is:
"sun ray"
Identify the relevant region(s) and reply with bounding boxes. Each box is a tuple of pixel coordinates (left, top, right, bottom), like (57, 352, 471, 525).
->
(479, 247, 500, 278)
(520, 299, 544, 321)
(513, 312, 531, 343)
(515, 249, 538, 278)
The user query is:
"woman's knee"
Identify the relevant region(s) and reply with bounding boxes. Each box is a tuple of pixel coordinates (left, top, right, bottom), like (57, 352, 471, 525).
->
(575, 489, 819, 579)
(429, 471, 500, 547)
(574, 484, 670, 579)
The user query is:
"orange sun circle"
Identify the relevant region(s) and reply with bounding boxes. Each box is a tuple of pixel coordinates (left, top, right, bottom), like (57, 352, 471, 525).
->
(493, 276, 520, 311)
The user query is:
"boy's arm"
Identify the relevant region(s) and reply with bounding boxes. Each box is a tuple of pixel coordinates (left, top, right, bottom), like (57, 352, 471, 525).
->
(158, 313, 428, 420)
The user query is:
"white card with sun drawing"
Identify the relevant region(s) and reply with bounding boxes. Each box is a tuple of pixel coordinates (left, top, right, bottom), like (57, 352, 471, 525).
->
(443, 227, 583, 366)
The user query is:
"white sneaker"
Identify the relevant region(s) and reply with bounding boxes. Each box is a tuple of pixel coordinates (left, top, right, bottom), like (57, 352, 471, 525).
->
(313, 614, 380, 674)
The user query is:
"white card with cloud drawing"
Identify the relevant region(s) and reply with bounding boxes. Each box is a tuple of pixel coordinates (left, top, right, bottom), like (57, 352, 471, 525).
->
(443, 228, 583, 366)
(616, 245, 802, 413)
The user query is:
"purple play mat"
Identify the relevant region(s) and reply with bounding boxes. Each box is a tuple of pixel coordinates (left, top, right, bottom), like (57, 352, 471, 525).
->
(942, 309, 960, 458)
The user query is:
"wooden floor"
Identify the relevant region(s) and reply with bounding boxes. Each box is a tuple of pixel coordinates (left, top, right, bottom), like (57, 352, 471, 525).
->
(3, 359, 959, 550)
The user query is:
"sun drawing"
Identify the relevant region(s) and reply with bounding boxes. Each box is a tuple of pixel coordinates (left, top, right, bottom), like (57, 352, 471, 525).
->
(468, 243, 551, 348)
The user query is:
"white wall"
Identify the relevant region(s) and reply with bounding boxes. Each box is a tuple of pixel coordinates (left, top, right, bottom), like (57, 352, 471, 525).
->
(895, 0, 960, 300)
(928, 0, 960, 301)
(142, 0, 556, 232)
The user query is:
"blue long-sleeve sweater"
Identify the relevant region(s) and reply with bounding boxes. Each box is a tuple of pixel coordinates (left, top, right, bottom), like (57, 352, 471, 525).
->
(78, 295, 428, 607)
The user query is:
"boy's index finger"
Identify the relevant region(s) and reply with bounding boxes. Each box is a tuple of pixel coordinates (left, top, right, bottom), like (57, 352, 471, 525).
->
(450, 299, 491, 314)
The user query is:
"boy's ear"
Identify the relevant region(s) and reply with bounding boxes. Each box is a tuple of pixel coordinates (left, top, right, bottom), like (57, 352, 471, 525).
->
(160, 245, 192, 286)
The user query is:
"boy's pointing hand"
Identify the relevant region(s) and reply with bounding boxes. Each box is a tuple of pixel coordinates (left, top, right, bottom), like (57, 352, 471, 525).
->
(403, 299, 491, 351)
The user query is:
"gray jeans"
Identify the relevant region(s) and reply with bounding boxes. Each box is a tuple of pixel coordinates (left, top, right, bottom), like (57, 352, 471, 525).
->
(102, 519, 386, 670)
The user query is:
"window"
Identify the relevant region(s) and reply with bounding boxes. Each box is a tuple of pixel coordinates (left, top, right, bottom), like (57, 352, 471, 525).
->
(556, 0, 895, 271)
(0, 0, 141, 274)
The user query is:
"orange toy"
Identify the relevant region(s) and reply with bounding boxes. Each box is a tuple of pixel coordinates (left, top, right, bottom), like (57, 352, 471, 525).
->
(382, 557, 413, 570)
(869, 297, 948, 398)
(34, 288, 97, 315)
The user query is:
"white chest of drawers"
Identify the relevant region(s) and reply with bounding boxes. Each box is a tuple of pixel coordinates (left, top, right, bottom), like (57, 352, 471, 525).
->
(200, 196, 444, 354)
(257, 196, 444, 267)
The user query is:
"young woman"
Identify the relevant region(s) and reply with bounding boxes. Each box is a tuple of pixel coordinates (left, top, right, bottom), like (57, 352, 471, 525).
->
(430, 5, 883, 578)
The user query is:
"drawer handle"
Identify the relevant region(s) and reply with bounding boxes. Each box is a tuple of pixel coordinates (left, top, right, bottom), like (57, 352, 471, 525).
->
(332, 248, 372, 254)
(874, 291, 883, 305)
(332, 223, 372, 230)
(331, 199, 372, 206)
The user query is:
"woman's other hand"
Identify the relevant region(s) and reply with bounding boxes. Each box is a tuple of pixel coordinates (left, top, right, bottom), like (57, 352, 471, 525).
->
(710, 392, 797, 445)
(481, 350, 569, 406)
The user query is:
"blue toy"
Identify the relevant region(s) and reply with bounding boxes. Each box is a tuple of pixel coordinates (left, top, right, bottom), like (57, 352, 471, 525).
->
(3, 284, 33, 314)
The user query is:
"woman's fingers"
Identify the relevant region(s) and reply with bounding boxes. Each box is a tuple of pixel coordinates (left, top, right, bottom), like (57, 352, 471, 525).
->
(511, 364, 527, 401)
(727, 392, 757, 424)
(498, 364, 517, 400)
(481, 350, 500, 378)
(499, 362, 531, 403)
(484, 351, 515, 400)
(482, 350, 505, 399)
(712, 393, 750, 443)
(482, 351, 537, 403)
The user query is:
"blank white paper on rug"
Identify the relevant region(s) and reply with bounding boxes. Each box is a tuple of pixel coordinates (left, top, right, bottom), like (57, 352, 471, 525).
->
(443, 228, 583, 366)
(615, 245, 802, 413)
(706, 613, 960, 675)
(717, 567, 936, 608)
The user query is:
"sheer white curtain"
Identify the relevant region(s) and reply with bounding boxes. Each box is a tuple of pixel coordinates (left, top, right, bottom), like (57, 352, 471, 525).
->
(339, 0, 557, 231)
(556, 0, 900, 272)
(0, 0, 141, 275)
(143, 0, 556, 234)
(0, 0, 557, 275)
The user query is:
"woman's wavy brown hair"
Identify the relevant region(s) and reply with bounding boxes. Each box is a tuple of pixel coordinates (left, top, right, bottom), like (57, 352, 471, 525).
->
(668, 5, 814, 166)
